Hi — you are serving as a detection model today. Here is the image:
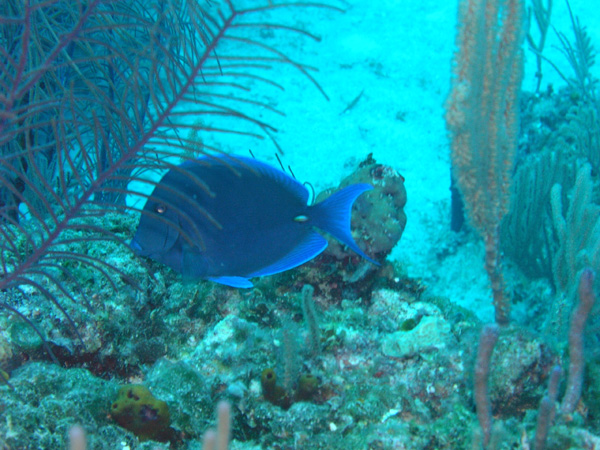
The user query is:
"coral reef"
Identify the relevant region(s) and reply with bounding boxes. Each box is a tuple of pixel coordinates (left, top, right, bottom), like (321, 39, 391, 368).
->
(0, 270, 598, 449)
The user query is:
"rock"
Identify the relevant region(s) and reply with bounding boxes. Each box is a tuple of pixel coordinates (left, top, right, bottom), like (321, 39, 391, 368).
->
(381, 315, 456, 358)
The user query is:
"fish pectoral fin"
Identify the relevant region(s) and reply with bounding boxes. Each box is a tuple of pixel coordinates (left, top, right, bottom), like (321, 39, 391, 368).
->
(246, 231, 328, 278)
(209, 276, 254, 288)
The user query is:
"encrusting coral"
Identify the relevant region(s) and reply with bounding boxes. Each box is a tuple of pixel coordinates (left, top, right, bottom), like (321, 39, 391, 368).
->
(110, 384, 171, 442)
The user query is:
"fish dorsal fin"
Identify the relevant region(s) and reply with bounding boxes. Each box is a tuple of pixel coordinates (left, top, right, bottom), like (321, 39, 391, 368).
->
(230, 155, 310, 204)
(246, 231, 328, 278)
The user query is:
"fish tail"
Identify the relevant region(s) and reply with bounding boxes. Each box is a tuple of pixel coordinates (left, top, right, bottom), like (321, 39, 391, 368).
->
(310, 183, 379, 265)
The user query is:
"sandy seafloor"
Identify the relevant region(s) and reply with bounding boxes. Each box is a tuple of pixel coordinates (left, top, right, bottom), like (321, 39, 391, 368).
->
(190, 0, 600, 322)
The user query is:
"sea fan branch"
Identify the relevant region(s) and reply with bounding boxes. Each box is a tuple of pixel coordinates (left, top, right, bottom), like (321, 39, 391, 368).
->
(0, 0, 336, 353)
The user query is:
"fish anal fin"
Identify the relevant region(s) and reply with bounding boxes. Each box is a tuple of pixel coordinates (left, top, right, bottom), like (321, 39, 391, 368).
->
(209, 276, 254, 288)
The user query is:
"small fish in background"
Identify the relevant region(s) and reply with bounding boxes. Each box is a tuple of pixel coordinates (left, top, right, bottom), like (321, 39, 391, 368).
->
(130, 155, 378, 288)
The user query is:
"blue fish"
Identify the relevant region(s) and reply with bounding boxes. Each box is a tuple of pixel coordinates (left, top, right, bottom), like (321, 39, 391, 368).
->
(130, 155, 378, 288)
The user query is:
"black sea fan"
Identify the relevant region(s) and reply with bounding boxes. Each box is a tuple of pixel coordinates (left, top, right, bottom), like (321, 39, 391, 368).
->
(0, 0, 339, 350)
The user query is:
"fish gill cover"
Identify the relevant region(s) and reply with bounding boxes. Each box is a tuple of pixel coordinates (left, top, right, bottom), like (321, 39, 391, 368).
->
(0, 0, 341, 347)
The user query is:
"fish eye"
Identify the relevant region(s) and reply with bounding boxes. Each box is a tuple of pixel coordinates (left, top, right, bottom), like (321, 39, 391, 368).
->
(155, 204, 167, 214)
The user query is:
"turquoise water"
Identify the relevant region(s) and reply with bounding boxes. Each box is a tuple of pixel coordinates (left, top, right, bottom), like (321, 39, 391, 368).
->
(0, 0, 599, 449)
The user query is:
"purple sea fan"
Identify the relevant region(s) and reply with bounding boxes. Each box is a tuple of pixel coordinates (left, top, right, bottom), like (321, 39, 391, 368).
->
(0, 0, 340, 352)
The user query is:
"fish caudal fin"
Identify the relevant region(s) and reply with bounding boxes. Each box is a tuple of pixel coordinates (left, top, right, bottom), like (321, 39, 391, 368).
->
(310, 183, 379, 265)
